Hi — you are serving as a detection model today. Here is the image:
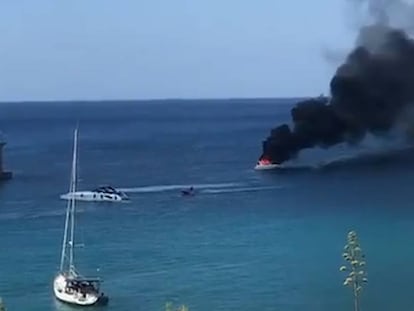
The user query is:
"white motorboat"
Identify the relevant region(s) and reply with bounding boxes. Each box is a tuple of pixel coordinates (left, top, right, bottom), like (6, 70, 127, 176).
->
(254, 157, 281, 170)
(60, 185, 129, 202)
(254, 163, 281, 170)
(53, 127, 108, 307)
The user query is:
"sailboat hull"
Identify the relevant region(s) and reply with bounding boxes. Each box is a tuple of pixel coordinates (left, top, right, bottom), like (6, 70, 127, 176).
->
(53, 274, 107, 306)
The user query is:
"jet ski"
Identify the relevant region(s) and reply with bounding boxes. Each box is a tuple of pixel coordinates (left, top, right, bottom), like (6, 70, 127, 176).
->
(181, 186, 195, 196)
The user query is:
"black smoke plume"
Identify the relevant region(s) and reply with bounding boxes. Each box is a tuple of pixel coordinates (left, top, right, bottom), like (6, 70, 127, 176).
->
(260, 3, 414, 165)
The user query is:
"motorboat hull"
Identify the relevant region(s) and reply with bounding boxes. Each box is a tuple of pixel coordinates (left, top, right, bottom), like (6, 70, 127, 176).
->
(60, 191, 129, 202)
(254, 163, 282, 170)
(53, 274, 107, 307)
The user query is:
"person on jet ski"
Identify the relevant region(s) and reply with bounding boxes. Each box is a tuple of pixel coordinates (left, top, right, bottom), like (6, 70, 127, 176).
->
(182, 186, 195, 196)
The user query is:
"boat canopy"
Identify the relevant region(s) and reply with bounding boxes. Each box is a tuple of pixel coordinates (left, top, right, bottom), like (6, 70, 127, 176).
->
(93, 186, 119, 194)
(93, 185, 129, 198)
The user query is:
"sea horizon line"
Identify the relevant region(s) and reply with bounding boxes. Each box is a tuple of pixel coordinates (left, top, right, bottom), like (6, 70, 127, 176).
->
(0, 95, 324, 105)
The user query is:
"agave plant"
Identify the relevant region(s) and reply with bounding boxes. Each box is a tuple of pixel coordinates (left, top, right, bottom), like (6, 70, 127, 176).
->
(0, 297, 5, 311)
(340, 230, 368, 311)
(165, 301, 189, 311)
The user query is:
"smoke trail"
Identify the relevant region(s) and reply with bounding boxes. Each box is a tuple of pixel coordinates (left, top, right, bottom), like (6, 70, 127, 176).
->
(348, 0, 414, 32)
(259, 1, 414, 165)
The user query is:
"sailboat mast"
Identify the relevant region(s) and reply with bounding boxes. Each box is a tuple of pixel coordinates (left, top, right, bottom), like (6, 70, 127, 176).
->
(69, 127, 78, 273)
(59, 128, 78, 272)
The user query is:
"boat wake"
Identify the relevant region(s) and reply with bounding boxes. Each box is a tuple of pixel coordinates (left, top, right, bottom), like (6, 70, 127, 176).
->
(118, 182, 244, 193)
(118, 182, 286, 196)
(201, 185, 285, 194)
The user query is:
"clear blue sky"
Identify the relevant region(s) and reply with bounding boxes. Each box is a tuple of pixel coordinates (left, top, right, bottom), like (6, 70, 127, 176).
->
(0, 0, 355, 101)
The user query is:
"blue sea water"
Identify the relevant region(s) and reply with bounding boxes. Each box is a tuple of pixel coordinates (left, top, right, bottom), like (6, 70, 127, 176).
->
(1, 99, 414, 311)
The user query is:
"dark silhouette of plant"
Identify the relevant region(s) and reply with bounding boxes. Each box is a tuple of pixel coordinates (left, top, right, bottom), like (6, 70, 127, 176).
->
(340, 230, 368, 311)
(0, 297, 6, 311)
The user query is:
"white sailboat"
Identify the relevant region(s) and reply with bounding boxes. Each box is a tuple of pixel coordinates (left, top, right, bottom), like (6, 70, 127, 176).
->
(53, 127, 108, 306)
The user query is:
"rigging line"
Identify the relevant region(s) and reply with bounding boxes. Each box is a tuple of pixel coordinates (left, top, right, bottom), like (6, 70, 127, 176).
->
(69, 126, 78, 274)
(59, 127, 77, 272)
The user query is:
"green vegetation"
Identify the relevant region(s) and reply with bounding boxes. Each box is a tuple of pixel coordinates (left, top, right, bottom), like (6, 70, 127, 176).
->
(165, 301, 189, 311)
(0, 297, 6, 311)
(340, 230, 368, 311)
